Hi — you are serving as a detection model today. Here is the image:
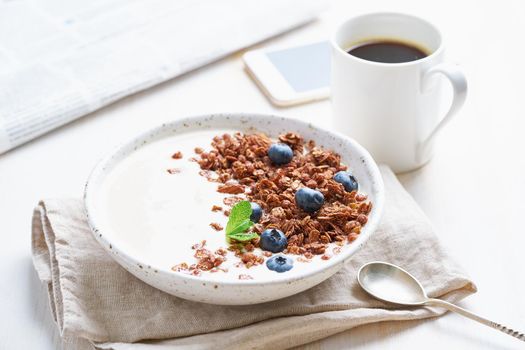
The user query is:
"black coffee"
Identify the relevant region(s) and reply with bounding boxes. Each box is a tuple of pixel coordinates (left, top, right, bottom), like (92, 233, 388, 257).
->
(347, 40, 428, 63)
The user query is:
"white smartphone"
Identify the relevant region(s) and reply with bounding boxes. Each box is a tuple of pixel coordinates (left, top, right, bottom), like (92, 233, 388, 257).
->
(243, 41, 330, 107)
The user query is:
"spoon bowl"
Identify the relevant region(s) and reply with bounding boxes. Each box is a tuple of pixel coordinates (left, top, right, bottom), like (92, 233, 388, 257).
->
(358, 261, 427, 305)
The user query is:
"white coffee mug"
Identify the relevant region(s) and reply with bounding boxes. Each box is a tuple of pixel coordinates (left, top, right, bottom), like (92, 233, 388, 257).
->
(331, 12, 467, 173)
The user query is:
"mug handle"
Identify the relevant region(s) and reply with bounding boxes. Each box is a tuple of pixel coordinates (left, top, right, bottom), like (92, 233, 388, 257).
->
(417, 63, 468, 162)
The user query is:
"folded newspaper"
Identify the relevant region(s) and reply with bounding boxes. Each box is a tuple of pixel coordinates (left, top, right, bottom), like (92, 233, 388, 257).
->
(0, 0, 326, 154)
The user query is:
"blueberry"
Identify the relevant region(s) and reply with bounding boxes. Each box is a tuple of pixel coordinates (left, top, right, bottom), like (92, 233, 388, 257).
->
(250, 202, 262, 223)
(266, 255, 293, 273)
(268, 143, 293, 165)
(295, 188, 324, 213)
(259, 228, 287, 253)
(333, 171, 358, 192)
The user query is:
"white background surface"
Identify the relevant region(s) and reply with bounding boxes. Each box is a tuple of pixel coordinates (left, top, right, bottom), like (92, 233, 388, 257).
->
(1, 0, 524, 349)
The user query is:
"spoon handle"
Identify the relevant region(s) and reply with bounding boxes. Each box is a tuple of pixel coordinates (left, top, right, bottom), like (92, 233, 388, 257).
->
(425, 298, 525, 342)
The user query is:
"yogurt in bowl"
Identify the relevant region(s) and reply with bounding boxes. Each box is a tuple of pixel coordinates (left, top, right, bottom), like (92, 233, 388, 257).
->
(84, 113, 384, 305)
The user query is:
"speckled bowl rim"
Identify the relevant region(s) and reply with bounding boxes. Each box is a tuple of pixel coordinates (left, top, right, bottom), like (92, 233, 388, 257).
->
(84, 113, 385, 287)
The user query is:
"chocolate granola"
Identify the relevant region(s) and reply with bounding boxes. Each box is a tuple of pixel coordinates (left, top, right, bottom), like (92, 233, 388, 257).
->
(171, 151, 183, 159)
(196, 132, 372, 257)
(172, 240, 227, 276)
(209, 222, 223, 231)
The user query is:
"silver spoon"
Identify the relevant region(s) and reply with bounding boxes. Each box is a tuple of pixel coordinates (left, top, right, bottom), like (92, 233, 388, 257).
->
(357, 261, 524, 342)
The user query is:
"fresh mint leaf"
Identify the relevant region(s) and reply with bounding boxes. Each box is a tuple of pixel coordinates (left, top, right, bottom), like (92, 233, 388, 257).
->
(225, 200, 252, 235)
(225, 200, 256, 242)
(228, 218, 253, 236)
(228, 231, 258, 242)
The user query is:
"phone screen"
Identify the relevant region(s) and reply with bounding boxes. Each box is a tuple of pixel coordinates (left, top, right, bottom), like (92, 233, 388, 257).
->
(265, 41, 331, 93)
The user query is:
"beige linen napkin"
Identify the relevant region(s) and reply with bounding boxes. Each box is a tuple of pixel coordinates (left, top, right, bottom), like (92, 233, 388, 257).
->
(31, 166, 476, 350)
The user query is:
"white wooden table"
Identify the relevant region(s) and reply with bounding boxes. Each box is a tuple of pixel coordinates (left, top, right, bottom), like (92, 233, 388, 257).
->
(1, 0, 524, 349)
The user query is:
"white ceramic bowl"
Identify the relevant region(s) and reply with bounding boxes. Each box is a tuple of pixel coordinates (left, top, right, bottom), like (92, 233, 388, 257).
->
(84, 113, 384, 305)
